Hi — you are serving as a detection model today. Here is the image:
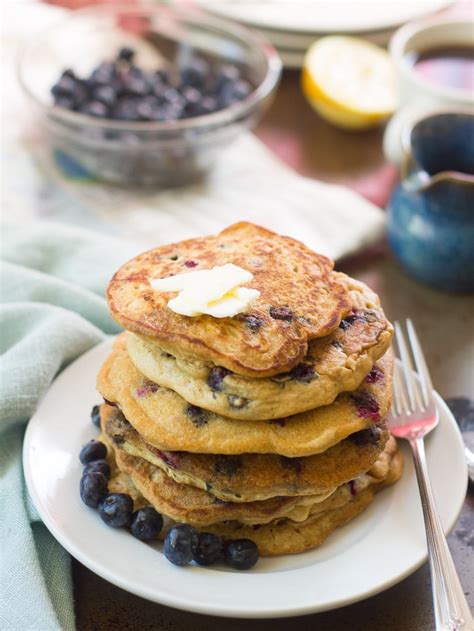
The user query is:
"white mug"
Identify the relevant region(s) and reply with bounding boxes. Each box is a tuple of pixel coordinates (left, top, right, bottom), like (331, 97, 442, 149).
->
(384, 17, 474, 164)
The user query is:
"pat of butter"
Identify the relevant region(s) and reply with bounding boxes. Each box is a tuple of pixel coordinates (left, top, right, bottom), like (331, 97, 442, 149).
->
(150, 264, 260, 318)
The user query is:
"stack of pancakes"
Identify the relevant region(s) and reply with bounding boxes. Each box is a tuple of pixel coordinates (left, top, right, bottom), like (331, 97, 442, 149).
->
(97, 222, 403, 556)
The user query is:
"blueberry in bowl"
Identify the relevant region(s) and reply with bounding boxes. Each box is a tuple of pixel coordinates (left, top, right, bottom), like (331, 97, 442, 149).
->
(18, 5, 281, 186)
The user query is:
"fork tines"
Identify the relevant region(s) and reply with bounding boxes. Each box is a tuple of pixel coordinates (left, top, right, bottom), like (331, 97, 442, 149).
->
(392, 319, 435, 417)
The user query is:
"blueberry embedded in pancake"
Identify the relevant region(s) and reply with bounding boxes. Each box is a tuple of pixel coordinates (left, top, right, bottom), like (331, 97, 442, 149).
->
(107, 222, 352, 378)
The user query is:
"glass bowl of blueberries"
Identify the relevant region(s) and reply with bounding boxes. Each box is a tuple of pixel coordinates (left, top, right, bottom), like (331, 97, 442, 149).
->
(18, 4, 281, 186)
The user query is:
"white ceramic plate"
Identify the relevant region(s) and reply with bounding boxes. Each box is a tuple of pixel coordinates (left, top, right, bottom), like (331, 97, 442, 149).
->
(196, 1, 453, 35)
(24, 338, 467, 619)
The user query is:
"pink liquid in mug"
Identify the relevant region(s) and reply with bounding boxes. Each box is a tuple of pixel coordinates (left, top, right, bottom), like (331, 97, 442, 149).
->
(405, 46, 474, 93)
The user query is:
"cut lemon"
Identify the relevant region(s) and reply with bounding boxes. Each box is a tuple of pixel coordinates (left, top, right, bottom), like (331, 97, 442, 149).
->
(302, 36, 397, 131)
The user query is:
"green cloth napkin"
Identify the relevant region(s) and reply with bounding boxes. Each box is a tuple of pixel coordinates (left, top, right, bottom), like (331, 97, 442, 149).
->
(0, 221, 138, 630)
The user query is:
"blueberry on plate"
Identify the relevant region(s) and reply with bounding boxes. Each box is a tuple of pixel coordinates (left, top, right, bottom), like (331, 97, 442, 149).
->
(98, 493, 133, 528)
(83, 459, 111, 479)
(224, 538, 259, 570)
(80, 472, 108, 508)
(194, 532, 223, 566)
(130, 507, 163, 541)
(90, 404, 101, 428)
(79, 439, 107, 464)
(163, 524, 198, 566)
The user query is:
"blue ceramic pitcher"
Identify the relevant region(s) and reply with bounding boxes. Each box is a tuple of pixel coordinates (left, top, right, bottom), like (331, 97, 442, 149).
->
(387, 112, 474, 291)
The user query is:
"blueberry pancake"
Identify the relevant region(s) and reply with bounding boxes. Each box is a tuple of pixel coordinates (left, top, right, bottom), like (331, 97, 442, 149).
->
(107, 222, 352, 378)
(104, 426, 403, 555)
(104, 444, 339, 527)
(102, 403, 389, 502)
(127, 273, 392, 420)
(204, 437, 403, 555)
(107, 433, 399, 527)
(97, 336, 394, 457)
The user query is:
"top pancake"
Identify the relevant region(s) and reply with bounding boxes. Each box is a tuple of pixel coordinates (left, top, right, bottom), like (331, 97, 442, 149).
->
(107, 222, 351, 377)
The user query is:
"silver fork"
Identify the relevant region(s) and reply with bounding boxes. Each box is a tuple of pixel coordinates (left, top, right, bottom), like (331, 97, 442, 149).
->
(389, 319, 472, 631)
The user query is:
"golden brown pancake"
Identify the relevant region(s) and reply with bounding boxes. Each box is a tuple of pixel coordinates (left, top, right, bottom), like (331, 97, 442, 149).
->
(102, 403, 389, 502)
(127, 273, 392, 420)
(97, 339, 394, 456)
(104, 430, 403, 555)
(107, 222, 352, 378)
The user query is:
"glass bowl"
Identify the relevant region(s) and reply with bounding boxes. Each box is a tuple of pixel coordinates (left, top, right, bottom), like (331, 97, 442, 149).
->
(18, 4, 282, 186)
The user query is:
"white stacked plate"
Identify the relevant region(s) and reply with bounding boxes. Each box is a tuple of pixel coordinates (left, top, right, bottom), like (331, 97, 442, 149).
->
(195, 0, 454, 67)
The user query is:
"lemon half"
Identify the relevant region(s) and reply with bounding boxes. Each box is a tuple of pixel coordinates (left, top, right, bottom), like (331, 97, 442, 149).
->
(302, 36, 397, 131)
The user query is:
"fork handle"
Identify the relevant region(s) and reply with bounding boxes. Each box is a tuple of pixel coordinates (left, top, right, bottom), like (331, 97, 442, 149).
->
(410, 437, 473, 631)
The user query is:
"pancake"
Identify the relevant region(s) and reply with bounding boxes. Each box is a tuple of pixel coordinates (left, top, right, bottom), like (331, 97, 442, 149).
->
(102, 403, 389, 502)
(107, 222, 352, 378)
(104, 430, 403, 555)
(97, 338, 394, 456)
(206, 441, 403, 556)
(106, 429, 399, 527)
(127, 273, 392, 420)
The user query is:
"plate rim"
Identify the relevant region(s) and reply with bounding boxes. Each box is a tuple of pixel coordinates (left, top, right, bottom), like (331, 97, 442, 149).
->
(23, 337, 468, 619)
(195, 0, 454, 36)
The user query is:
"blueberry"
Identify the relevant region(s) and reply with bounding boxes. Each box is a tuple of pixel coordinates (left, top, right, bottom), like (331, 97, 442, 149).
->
(79, 440, 107, 464)
(53, 96, 75, 110)
(93, 85, 117, 107)
(365, 365, 384, 384)
(215, 64, 240, 92)
(289, 363, 315, 383)
(117, 47, 135, 63)
(224, 538, 259, 570)
(135, 96, 165, 121)
(83, 459, 111, 479)
(130, 507, 163, 541)
(269, 306, 294, 321)
(91, 404, 101, 428)
(219, 79, 251, 108)
(121, 74, 149, 97)
(51, 75, 77, 98)
(181, 58, 209, 88)
(194, 532, 223, 566)
(350, 391, 380, 422)
(163, 87, 184, 105)
(155, 68, 169, 84)
(113, 98, 139, 121)
(239, 314, 263, 332)
(61, 68, 76, 80)
(89, 61, 116, 86)
(80, 472, 108, 508)
(185, 404, 209, 428)
(181, 86, 203, 116)
(98, 493, 133, 528)
(163, 524, 198, 566)
(347, 427, 381, 446)
(207, 366, 230, 392)
(214, 455, 242, 477)
(80, 101, 109, 118)
(199, 95, 218, 115)
(280, 456, 303, 474)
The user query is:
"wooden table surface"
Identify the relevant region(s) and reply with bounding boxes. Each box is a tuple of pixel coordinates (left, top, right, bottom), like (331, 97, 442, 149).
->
(73, 70, 474, 630)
